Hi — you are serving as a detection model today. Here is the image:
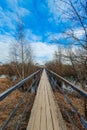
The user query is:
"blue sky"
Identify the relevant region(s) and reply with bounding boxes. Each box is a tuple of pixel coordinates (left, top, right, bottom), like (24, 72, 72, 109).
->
(0, 0, 85, 64)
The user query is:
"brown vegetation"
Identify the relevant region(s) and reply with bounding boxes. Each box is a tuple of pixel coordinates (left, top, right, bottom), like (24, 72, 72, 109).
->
(0, 90, 35, 130)
(54, 89, 85, 130)
(0, 64, 40, 77)
(46, 62, 75, 77)
(0, 64, 40, 129)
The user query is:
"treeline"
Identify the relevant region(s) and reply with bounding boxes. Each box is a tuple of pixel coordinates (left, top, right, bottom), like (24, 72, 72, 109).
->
(46, 46, 87, 88)
(0, 63, 39, 78)
(46, 62, 75, 77)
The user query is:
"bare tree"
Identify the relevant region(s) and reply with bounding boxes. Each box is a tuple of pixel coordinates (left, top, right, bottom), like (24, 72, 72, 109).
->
(56, 0, 87, 49)
(10, 18, 33, 79)
(54, 45, 62, 64)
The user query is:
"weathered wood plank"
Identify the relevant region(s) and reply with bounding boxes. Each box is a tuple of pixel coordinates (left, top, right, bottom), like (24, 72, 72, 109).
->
(26, 78, 42, 130)
(45, 83, 53, 130)
(40, 79, 47, 130)
(46, 72, 67, 130)
(27, 69, 67, 130)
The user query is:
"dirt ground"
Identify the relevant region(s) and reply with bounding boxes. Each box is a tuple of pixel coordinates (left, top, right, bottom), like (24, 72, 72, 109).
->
(0, 77, 35, 130)
(54, 89, 86, 130)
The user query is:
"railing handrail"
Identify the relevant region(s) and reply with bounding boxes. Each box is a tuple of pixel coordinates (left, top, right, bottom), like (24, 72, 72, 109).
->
(46, 69, 87, 98)
(0, 69, 41, 101)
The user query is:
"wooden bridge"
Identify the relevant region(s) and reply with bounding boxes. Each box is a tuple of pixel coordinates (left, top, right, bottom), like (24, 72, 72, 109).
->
(1, 69, 87, 130)
(27, 69, 66, 130)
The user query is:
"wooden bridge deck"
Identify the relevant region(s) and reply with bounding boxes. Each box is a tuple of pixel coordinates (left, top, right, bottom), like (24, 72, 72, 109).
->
(27, 70, 67, 130)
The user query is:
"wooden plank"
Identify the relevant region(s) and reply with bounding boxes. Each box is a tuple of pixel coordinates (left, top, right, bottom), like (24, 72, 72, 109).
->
(45, 83, 53, 130)
(27, 76, 42, 130)
(47, 84, 60, 130)
(40, 79, 47, 130)
(46, 72, 67, 130)
(33, 75, 44, 130)
(45, 73, 60, 130)
(32, 71, 46, 130)
(33, 86, 42, 130)
(27, 70, 67, 130)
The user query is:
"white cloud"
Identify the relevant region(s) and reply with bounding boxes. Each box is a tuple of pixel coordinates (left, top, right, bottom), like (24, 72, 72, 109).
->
(47, 33, 65, 42)
(0, 34, 82, 65)
(73, 28, 85, 38)
(30, 42, 57, 64)
(17, 7, 30, 17)
(6, 0, 30, 17)
(0, 34, 16, 63)
(0, 33, 58, 64)
(25, 30, 42, 42)
(0, 7, 16, 29)
(0, 1, 30, 31)
(0, 42, 10, 63)
(66, 28, 85, 38)
(47, 0, 69, 22)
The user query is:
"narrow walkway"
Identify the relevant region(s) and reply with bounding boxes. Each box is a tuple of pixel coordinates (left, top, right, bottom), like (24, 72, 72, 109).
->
(27, 69, 67, 130)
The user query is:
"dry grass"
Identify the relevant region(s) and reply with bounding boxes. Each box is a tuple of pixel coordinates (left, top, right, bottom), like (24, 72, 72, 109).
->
(0, 77, 35, 129)
(54, 90, 86, 130)
(0, 78, 13, 93)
